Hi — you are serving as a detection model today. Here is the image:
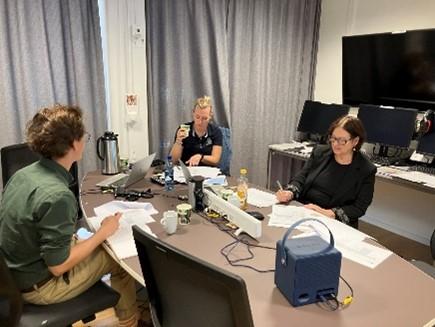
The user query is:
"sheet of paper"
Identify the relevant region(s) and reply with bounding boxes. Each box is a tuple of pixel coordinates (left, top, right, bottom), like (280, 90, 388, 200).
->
(203, 175, 228, 186)
(268, 205, 372, 243)
(268, 205, 325, 228)
(247, 188, 278, 207)
(336, 239, 392, 268)
(87, 214, 157, 260)
(90, 200, 159, 259)
(94, 200, 157, 221)
(292, 230, 392, 268)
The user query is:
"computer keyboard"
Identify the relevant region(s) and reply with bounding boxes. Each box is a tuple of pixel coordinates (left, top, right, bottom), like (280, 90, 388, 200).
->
(408, 165, 435, 176)
(367, 155, 401, 166)
(96, 173, 128, 187)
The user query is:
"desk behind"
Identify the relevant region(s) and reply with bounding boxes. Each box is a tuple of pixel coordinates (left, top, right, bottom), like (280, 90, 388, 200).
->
(81, 171, 435, 327)
(267, 144, 435, 246)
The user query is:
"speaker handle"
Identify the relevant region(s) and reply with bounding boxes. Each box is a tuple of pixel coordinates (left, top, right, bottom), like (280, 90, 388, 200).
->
(280, 218, 335, 266)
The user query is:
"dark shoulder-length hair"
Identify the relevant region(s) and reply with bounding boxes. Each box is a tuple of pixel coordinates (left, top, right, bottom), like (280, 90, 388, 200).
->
(328, 115, 366, 151)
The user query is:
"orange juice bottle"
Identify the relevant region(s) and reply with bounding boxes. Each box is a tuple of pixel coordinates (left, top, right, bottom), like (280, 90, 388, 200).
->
(237, 168, 248, 210)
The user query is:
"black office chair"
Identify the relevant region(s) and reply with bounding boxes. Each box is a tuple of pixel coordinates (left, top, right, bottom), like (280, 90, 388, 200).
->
(0, 251, 120, 327)
(410, 229, 435, 278)
(133, 225, 254, 327)
(1, 142, 81, 218)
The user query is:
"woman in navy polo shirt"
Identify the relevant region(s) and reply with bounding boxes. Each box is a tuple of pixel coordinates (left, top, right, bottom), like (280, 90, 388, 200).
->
(170, 96, 223, 166)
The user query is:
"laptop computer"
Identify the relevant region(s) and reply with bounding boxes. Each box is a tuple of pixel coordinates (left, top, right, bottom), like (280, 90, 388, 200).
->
(96, 153, 156, 188)
(179, 159, 192, 182)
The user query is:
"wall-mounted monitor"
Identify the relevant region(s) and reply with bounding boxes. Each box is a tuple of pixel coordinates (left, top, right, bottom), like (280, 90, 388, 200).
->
(357, 105, 417, 148)
(297, 101, 350, 137)
(342, 29, 435, 111)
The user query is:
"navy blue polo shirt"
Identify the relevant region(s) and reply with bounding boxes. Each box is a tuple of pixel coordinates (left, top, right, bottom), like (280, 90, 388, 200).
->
(175, 122, 223, 164)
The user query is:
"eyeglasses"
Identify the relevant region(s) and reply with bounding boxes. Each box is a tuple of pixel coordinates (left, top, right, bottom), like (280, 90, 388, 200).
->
(328, 136, 352, 146)
(194, 115, 210, 122)
(84, 132, 91, 143)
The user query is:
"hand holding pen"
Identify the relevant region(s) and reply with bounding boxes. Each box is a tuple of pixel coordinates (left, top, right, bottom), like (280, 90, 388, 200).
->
(275, 180, 294, 203)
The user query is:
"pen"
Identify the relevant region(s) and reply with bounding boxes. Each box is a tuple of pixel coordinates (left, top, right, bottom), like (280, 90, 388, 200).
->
(276, 180, 283, 191)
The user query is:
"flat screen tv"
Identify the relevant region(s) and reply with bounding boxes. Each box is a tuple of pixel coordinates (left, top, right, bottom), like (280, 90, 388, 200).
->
(342, 29, 435, 110)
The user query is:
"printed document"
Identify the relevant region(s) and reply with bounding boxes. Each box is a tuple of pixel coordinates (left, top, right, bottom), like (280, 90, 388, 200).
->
(268, 205, 325, 228)
(268, 205, 391, 268)
(294, 231, 392, 269)
(88, 201, 158, 259)
(247, 188, 278, 207)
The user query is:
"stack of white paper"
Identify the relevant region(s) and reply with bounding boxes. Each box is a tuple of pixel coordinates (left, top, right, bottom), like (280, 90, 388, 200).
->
(88, 201, 158, 259)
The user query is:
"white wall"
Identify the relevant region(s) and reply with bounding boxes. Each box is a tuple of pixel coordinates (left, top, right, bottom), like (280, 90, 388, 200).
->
(99, 0, 149, 163)
(315, 0, 435, 104)
(315, 0, 435, 245)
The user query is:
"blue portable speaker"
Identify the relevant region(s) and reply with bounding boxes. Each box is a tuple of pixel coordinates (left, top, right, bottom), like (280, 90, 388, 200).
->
(274, 218, 342, 307)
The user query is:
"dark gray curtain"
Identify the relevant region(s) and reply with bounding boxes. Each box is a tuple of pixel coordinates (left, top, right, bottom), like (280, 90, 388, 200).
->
(227, 0, 321, 186)
(146, 0, 321, 186)
(146, 0, 231, 159)
(0, 0, 107, 188)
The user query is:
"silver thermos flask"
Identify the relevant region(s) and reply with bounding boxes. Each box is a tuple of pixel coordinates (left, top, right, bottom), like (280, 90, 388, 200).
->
(97, 131, 121, 175)
(188, 175, 205, 211)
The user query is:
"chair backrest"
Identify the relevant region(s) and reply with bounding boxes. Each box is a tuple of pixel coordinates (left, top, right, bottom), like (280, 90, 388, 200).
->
(0, 251, 23, 327)
(218, 126, 232, 176)
(133, 225, 254, 327)
(1, 143, 41, 187)
(1, 143, 81, 217)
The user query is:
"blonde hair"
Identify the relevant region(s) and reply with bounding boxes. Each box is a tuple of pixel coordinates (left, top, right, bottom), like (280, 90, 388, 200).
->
(195, 95, 212, 110)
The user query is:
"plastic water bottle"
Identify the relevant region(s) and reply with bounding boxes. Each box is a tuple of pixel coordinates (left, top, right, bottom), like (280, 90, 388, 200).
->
(164, 155, 174, 191)
(237, 168, 248, 210)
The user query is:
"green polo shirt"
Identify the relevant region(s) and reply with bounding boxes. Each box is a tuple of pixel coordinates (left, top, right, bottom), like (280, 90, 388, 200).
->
(0, 158, 77, 290)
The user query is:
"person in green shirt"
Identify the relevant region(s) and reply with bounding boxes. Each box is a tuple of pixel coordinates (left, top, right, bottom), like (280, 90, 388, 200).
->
(0, 105, 144, 327)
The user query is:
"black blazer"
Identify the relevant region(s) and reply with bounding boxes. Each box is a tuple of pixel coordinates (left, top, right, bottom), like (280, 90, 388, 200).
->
(289, 145, 377, 226)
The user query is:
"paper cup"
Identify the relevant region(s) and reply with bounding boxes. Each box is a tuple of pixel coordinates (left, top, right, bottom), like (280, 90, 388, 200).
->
(177, 203, 192, 225)
(180, 124, 191, 135)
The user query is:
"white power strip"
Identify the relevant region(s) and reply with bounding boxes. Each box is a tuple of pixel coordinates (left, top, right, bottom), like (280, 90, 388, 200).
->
(204, 189, 262, 239)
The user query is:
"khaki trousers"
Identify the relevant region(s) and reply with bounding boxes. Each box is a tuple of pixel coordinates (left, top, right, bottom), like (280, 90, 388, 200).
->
(22, 243, 137, 321)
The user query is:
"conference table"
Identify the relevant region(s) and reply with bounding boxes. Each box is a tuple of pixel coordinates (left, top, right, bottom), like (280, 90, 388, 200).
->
(80, 171, 435, 327)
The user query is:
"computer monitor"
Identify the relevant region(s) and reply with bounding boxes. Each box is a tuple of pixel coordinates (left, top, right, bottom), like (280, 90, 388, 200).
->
(357, 104, 417, 149)
(416, 130, 435, 156)
(132, 226, 254, 327)
(297, 101, 350, 136)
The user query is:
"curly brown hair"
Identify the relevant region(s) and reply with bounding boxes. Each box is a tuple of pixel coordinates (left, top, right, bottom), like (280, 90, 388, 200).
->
(26, 104, 85, 158)
(328, 115, 366, 151)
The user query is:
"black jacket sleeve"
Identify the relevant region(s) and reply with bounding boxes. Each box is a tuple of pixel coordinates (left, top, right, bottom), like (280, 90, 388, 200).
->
(285, 145, 325, 198)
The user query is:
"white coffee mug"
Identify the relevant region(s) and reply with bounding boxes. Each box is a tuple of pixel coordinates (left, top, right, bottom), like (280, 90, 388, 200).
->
(160, 210, 178, 234)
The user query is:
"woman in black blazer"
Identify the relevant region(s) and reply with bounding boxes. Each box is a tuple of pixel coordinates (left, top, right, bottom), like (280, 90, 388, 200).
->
(276, 115, 377, 229)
